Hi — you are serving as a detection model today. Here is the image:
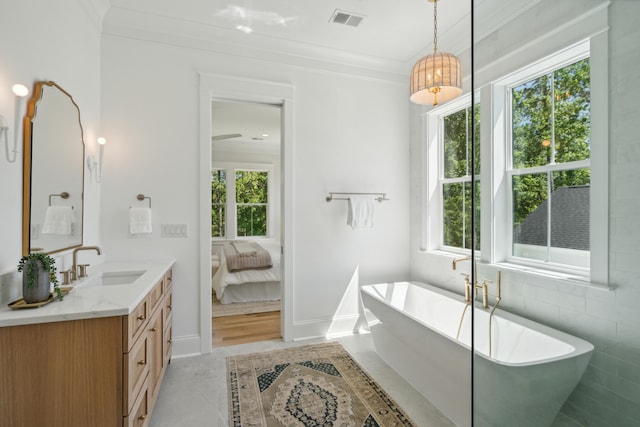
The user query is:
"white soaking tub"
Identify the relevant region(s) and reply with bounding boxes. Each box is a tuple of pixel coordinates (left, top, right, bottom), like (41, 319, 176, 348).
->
(360, 281, 593, 427)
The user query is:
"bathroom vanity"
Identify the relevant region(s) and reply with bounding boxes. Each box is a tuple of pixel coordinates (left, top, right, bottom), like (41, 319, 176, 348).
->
(0, 259, 174, 427)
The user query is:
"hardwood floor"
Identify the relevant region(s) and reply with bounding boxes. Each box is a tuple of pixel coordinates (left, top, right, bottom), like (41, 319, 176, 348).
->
(212, 311, 281, 347)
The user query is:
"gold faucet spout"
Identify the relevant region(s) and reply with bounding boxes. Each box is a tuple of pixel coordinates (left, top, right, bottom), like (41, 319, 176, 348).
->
(452, 256, 472, 270)
(72, 246, 102, 281)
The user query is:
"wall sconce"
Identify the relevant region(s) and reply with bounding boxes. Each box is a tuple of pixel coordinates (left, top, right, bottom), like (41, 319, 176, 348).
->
(87, 137, 106, 182)
(1, 83, 29, 163)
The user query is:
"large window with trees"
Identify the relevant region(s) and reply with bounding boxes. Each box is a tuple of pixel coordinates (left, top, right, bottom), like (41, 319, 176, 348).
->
(441, 104, 480, 250)
(425, 40, 601, 278)
(211, 167, 270, 239)
(509, 57, 590, 268)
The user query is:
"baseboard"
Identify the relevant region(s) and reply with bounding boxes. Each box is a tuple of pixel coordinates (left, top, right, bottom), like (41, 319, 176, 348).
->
(292, 313, 365, 341)
(170, 334, 202, 358)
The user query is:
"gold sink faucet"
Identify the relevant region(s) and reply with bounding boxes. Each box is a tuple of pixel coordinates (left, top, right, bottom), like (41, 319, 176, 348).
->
(71, 246, 102, 281)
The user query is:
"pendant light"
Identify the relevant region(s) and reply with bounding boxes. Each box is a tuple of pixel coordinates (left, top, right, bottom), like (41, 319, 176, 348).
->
(410, 0, 462, 106)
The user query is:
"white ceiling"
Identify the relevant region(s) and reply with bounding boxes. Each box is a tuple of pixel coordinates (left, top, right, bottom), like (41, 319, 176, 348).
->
(105, 0, 471, 72)
(102, 0, 541, 150)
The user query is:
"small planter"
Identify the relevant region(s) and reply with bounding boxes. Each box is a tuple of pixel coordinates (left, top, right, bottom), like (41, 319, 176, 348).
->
(17, 253, 63, 303)
(21, 259, 51, 303)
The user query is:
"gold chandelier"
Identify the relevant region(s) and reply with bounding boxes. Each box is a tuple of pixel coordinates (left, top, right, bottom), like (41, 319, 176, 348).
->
(409, 0, 462, 106)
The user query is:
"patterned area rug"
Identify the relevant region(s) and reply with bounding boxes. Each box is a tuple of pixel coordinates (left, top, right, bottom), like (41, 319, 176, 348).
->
(227, 341, 416, 426)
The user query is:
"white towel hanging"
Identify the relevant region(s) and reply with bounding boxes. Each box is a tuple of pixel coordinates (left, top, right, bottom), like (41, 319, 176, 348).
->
(42, 206, 75, 235)
(347, 195, 375, 229)
(129, 207, 152, 234)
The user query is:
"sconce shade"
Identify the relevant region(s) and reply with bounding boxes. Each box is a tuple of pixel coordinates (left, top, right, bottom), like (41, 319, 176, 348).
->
(410, 52, 462, 105)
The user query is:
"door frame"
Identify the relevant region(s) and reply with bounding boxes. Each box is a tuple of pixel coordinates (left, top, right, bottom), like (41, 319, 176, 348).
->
(198, 73, 295, 352)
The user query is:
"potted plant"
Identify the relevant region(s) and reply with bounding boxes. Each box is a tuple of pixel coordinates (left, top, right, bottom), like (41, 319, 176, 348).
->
(17, 253, 63, 303)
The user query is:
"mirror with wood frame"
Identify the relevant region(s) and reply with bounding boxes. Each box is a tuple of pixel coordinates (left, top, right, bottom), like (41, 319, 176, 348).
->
(22, 81, 85, 255)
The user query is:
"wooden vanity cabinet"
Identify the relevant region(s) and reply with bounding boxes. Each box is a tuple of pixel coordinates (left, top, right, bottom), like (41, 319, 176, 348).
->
(124, 269, 173, 426)
(0, 267, 174, 427)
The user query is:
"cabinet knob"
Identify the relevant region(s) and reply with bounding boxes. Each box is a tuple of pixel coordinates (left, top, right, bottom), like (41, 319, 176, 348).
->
(139, 414, 147, 420)
(167, 305, 172, 311)
(138, 360, 147, 366)
(137, 315, 146, 321)
(150, 327, 157, 332)
(167, 339, 172, 344)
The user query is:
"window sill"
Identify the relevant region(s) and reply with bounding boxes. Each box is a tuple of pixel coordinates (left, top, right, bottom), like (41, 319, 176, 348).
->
(492, 261, 612, 291)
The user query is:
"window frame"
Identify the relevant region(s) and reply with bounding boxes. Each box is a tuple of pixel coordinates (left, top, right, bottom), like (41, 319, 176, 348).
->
(424, 37, 608, 286)
(211, 162, 274, 240)
(502, 41, 592, 276)
(425, 93, 480, 255)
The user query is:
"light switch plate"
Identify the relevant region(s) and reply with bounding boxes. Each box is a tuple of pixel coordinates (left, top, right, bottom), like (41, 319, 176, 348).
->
(161, 224, 189, 237)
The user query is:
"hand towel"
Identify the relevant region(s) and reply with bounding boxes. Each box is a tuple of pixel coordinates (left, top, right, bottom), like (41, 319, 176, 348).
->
(129, 207, 152, 234)
(42, 206, 74, 235)
(347, 195, 375, 229)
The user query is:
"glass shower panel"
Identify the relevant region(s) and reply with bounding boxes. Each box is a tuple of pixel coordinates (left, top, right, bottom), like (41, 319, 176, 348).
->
(470, 0, 625, 426)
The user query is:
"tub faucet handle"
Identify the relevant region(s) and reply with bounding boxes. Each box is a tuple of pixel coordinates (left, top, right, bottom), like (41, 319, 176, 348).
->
(461, 274, 472, 302)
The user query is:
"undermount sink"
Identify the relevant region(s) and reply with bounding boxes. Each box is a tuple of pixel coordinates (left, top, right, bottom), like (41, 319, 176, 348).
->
(77, 270, 146, 287)
(98, 271, 146, 285)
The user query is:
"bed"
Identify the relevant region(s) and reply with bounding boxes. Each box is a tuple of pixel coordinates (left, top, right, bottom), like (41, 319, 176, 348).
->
(211, 239, 281, 304)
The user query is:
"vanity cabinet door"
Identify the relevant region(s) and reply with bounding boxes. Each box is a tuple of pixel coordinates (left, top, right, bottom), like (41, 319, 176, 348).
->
(123, 332, 149, 416)
(124, 377, 150, 427)
(147, 304, 164, 406)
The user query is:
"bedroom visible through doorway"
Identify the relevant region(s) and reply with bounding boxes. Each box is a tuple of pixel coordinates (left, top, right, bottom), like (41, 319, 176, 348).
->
(210, 100, 283, 347)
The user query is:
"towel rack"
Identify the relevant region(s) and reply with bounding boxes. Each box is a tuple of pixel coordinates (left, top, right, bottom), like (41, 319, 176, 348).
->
(49, 192, 70, 206)
(136, 194, 152, 208)
(325, 192, 389, 203)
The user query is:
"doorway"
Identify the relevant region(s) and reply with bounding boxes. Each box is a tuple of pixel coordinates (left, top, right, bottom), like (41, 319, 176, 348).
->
(198, 73, 294, 353)
(210, 100, 282, 347)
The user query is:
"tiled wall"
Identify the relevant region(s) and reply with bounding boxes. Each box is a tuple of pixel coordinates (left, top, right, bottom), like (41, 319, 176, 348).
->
(410, 2, 640, 426)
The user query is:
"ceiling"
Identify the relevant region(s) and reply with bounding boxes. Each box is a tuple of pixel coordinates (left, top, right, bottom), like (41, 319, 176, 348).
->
(211, 100, 281, 153)
(102, 0, 540, 150)
(104, 0, 472, 73)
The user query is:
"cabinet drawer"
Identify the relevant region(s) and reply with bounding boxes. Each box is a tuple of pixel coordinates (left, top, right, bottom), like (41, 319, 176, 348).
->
(163, 269, 173, 294)
(163, 322, 172, 366)
(124, 334, 149, 415)
(124, 298, 149, 351)
(163, 292, 172, 328)
(148, 279, 164, 314)
(124, 377, 149, 427)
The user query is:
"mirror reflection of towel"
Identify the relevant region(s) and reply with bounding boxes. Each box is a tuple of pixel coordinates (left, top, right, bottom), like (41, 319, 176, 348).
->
(42, 206, 74, 235)
(347, 195, 375, 229)
(129, 207, 152, 234)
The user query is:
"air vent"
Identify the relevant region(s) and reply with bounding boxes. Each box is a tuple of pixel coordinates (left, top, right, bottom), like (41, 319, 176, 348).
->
(330, 9, 365, 27)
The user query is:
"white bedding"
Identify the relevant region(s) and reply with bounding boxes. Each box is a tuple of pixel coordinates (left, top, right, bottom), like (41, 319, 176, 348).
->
(212, 240, 281, 304)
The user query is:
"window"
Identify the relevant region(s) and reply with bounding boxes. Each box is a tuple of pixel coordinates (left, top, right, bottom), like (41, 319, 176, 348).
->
(508, 57, 590, 269)
(424, 38, 606, 281)
(235, 170, 268, 237)
(211, 170, 227, 238)
(211, 166, 271, 239)
(442, 104, 481, 251)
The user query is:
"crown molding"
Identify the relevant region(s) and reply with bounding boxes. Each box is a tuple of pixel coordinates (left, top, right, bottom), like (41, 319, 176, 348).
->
(102, 6, 409, 81)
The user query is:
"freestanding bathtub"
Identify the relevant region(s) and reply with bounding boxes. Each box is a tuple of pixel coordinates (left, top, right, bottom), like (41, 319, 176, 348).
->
(360, 281, 593, 427)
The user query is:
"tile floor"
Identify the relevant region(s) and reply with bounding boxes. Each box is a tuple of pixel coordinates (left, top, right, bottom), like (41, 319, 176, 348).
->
(149, 333, 457, 427)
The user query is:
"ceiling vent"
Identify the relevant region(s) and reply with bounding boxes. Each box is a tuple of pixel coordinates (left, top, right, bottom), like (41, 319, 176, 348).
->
(330, 9, 365, 27)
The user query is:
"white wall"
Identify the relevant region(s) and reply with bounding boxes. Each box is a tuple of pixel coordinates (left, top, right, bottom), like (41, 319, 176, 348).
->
(410, 1, 640, 425)
(0, 0, 103, 301)
(100, 33, 411, 353)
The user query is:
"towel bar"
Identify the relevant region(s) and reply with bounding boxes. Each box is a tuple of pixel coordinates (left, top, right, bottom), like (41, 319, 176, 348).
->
(136, 194, 152, 208)
(325, 192, 389, 203)
(48, 192, 70, 206)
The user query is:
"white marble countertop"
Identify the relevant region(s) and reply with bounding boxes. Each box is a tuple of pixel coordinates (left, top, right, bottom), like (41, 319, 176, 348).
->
(0, 259, 175, 328)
